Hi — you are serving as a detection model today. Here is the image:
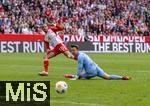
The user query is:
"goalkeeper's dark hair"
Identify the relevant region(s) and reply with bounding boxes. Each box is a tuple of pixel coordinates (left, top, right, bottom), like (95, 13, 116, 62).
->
(71, 44, 79, 50)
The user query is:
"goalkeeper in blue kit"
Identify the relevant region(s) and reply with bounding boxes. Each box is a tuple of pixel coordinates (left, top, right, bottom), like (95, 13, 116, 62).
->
(65, 45, 131, 80)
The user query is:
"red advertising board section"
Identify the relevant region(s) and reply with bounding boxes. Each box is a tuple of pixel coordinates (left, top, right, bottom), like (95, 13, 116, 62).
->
(0, 34, 150, 53)
(0, 34, 150, 42)
(0, 34, 44, 41)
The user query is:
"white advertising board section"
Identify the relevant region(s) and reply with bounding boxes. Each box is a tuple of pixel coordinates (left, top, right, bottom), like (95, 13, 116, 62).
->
(0, 35, 150, 53)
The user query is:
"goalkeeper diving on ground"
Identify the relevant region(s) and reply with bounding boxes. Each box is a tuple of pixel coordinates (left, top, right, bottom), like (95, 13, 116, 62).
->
(65, 45, 131, 80)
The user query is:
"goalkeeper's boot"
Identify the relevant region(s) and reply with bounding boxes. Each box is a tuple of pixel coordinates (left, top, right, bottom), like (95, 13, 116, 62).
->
(122, 76, 131, 80)
(65, 74, 78, 79)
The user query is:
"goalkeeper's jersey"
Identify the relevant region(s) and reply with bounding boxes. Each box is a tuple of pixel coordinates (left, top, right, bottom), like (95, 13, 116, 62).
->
(77, 52, 98, 76)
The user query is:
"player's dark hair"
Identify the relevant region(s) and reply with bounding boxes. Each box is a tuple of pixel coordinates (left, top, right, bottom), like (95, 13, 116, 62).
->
(71, 44, 79, 50)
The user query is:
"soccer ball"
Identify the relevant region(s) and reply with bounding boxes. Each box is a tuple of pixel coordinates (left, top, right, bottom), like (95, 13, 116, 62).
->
(55, 81, 68, 94)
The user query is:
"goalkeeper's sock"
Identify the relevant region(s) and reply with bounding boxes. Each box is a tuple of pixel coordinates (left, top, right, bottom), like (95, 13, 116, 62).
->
(43, 59, 49, 72)
(108, 75, 123, 80)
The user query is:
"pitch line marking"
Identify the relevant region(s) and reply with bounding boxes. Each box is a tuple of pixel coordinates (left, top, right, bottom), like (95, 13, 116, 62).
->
(51, 100, 105, 106)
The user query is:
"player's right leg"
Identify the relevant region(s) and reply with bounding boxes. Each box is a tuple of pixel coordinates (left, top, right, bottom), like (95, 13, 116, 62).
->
(57, 43, 75, 59)
(39, 51, 56, 76)
(96, 67, 131, 80)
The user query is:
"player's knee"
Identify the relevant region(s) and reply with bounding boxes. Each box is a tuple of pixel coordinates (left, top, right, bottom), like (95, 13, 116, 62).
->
(66, 54, 73, 59)
(64, 51, 74, 59)
(68, 55, 73, 59)
(66, 55, 70, 58)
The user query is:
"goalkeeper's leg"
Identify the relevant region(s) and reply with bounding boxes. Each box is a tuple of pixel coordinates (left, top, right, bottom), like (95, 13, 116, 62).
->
(96, 67, 130, 80)
(80, 73, 96, 79)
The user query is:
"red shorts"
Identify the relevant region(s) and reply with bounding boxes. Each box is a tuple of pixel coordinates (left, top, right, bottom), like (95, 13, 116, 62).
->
(51, 43, 68, 56)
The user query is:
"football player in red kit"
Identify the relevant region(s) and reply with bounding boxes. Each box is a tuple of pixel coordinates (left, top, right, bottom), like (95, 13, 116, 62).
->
(39, 24, 74, 76)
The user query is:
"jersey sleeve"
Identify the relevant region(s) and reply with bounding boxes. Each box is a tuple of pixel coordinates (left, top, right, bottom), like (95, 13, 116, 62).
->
(77, 55, 84, 76)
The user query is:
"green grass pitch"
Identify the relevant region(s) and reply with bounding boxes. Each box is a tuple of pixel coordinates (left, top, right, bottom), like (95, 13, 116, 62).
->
(0, 53, 150, 106)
